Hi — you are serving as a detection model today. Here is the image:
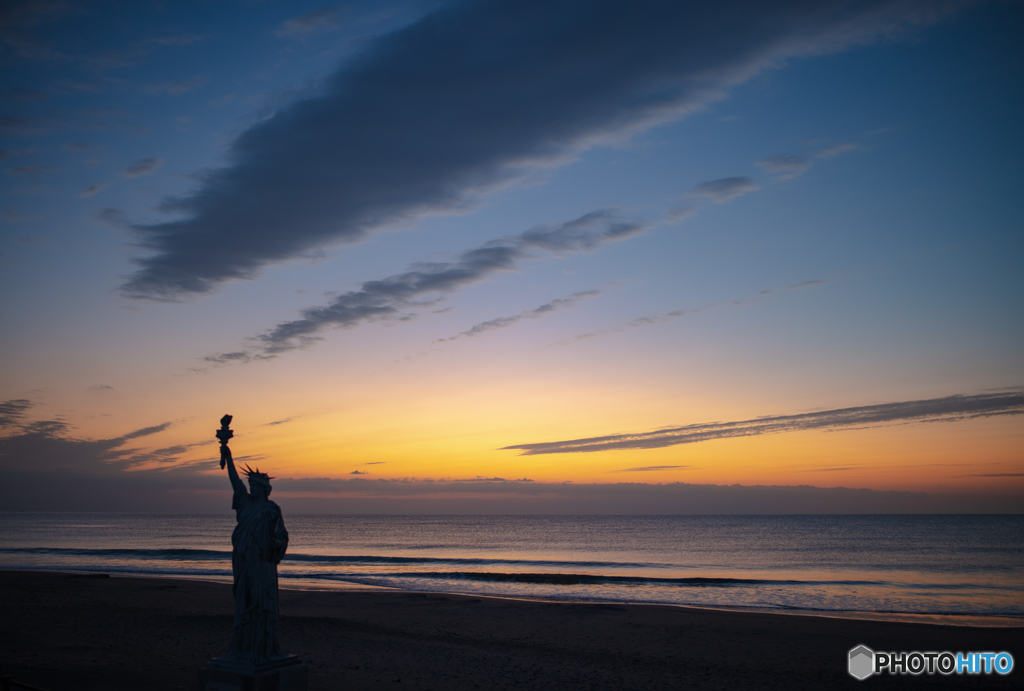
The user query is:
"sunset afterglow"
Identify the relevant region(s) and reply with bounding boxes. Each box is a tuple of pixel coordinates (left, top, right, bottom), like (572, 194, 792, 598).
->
(1, 0, 1021, 513)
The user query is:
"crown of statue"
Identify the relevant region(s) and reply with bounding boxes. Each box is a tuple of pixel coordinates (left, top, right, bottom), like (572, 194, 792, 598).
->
(242, 464, 274, 487)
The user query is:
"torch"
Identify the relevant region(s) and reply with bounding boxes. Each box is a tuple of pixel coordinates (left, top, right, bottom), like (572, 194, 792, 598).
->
(216, 414, 233, 469)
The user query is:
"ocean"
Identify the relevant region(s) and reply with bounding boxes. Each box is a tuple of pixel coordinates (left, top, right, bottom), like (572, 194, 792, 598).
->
(1, 513, 1021, 621)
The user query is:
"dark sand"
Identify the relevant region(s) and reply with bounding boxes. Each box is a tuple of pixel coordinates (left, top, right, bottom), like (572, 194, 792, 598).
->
(0, 571, 1020, 690)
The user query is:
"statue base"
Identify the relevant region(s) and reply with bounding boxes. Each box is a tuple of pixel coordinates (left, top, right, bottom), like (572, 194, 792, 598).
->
(197, 654, 308, 691)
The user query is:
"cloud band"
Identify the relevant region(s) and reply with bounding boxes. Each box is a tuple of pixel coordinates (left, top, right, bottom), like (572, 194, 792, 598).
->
(501, 389, 1024, 455)
(120, 0, 966, 300)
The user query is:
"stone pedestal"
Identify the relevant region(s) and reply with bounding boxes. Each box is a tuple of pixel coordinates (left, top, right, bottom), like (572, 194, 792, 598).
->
(196, 655, 308, 691)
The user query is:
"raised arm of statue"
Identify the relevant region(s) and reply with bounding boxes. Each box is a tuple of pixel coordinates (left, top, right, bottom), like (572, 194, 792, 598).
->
(223, 443, 246, 496)
(217, 414, 246, 498)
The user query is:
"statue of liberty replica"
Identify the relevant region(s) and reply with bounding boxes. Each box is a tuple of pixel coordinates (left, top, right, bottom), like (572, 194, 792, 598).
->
(198, 415, 307, 691)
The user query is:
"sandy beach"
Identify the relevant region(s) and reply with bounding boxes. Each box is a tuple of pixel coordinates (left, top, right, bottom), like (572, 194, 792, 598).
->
(0, 570, 1020, 690)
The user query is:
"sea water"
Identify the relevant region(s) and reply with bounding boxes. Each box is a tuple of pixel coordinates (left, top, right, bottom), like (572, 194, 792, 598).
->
(1, 514, 1021, 619)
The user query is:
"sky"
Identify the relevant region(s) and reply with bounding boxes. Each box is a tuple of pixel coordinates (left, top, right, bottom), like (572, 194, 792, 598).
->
(1, 0, 1022, 514)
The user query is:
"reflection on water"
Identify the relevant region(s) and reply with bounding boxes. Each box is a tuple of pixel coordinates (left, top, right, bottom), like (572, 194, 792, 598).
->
(1, 514, 1021, 618)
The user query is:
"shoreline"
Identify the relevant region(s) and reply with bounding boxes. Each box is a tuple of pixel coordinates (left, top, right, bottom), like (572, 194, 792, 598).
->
(6, 566, 1022, 629)
(2, 570, 1020, 690)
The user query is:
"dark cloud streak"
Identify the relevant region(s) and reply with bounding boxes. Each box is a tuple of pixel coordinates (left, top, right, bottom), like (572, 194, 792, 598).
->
(691, 177, 759, 203)
(124, 157, 163, 178)
(207, 210, 641, 359)
(262, 417, 295, 427)
(120, 0, 966, 300)
(502, 389, 1024, 455)
(0, 399, 33, 428)
(0, 417, 175, 473)
(437, 290, 600, 343)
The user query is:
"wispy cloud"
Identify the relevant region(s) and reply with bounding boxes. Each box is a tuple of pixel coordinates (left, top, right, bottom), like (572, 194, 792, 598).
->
(665, 206, 697, 223)
(691, 176, 759, 203)
(204, 210, 643, 361)
(565, 327, 625, 343)
(502, 389, 1024, 455)
(561, 279, 826, 344)
(120, 423, 173, 441)
(612, 465, 692, 472)
(0, 417, 174, 473)
(7, 164, 53, 176)
(786, 280, 825, 290)
(117, 441, 208, 469)
(0, 399, 33, 428)
(956, 473, 1024, 478)
(203, 351, 251, 365)
(436, 290, 600, 343)
(124, 157, 163, 178)
(277, 6, 346, 38)
(276, 1, 445, 42)
(817, 142, 860, 159)
(119, 0, 965, 300)
(755, 142, 861, 180)
(262, 417, 295, 427)
(79, 183, 104, 197)
(625, 307, 704, 329)
(755, 153, 812, 180)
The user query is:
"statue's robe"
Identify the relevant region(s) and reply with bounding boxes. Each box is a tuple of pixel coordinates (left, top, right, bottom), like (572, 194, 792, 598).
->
(227, 487, 289, 663)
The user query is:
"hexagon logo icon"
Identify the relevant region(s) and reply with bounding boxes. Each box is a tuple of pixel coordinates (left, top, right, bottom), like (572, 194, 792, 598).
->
(849, 645, 874, 680)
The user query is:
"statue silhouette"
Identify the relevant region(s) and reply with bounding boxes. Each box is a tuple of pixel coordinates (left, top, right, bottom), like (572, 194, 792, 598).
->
(218, 415, 289, 663)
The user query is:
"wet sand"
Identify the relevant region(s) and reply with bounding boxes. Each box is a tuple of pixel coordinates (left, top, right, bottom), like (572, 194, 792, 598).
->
(0, 570, 1019, 690)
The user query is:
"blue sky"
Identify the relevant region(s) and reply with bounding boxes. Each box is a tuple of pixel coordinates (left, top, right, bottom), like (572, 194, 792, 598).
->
(1, 0, 1021, 513)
